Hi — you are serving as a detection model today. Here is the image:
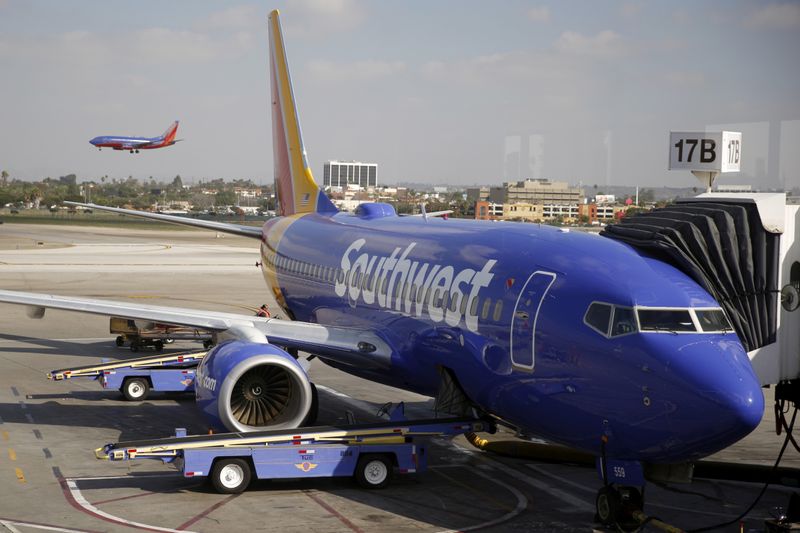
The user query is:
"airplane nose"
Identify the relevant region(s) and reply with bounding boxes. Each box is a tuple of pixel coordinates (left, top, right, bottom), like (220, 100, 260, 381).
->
(663, 337, 764, 460)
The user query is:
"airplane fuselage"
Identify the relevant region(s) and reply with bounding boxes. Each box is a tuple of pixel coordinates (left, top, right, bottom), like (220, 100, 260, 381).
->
(258, 206, 763, 463)
(89, 135, 174, 151)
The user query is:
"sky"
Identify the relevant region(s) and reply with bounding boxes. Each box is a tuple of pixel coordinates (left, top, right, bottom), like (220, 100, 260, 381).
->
(1, 0, 798, 190)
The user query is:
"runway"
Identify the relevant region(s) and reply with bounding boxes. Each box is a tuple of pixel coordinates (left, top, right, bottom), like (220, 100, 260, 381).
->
(0, 223, 798, 532)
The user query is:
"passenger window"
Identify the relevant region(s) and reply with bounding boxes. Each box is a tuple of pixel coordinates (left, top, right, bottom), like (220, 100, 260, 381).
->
(481, 298, 492, 320)
(611, 307, 636, 337)
(449, 294, 459, 312)
(493, 300, 503, 321)
(460, 294, 468, 315)
(469, 296, 479, 317)
(585, 303, 612, 336)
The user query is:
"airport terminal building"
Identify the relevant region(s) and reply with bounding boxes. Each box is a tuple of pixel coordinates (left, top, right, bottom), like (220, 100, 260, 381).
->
(323, 160, 378, 189)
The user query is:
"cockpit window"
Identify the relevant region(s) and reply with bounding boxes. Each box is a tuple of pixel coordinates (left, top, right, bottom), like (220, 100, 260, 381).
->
(695, 309, 732, 332)
(584, 303, 612, 336)
(611, 307, 637, 337)
(638, 309, 696, 332)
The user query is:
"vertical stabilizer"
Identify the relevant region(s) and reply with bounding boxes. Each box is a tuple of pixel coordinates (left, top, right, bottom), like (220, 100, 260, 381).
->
(162, 121, 179, 144)
(268, 10, 337, 217)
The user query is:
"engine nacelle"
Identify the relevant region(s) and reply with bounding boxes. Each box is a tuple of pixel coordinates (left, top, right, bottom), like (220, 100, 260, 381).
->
(195, 340, 312, 432)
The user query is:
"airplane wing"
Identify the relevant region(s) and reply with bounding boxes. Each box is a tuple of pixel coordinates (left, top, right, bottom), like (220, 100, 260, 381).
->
(63, 201, 262, 239)
(0, 289, 393, 370)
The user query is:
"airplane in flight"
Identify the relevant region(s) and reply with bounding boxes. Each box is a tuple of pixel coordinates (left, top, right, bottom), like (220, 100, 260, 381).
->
(0, 10, 763, 522)
(89, 120, 181, 153)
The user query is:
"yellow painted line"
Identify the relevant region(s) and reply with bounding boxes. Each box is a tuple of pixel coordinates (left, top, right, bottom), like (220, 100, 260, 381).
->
(1, 431, 8, 441)
(8, 448, 16, 461)
(15, 467, 25, 483)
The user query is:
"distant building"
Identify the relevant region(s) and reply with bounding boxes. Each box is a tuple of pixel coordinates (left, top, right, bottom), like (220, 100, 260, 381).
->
(475, 201, 504, 220)
(714, 184, 753, 193)
(503, 202, 543, 222)
(489, 178, 583, 205)
(323, 160, 378, 189)
(466, 187, 490, 202)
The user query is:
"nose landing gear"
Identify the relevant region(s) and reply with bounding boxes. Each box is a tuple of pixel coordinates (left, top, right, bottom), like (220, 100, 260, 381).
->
(595, 485, 645, 531)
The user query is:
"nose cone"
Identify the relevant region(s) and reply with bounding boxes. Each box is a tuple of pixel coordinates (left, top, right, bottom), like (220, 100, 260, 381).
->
(89, 137, 99, 145)
(661, 337, 764, 460)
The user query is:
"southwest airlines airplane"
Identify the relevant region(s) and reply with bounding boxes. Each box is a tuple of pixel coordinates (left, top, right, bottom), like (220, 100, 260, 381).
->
(89, 120, 180, 153)
(0, 10, 762, 518)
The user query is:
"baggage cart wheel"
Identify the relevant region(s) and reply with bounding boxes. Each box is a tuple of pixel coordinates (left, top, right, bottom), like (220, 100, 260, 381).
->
(122, 377, 150, 401)
(164, 338, 174, 344)
(115, 336, 125, 347)
(130, 339, 140, 352)
(355, 454, 392, 489)
(154, 340, 164, 352)
(211, 458, 251, 494)
(203, 340, 213, 349)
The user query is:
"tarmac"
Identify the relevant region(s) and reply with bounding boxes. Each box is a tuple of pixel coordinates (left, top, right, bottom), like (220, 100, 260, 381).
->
(0, 222, 799, 532)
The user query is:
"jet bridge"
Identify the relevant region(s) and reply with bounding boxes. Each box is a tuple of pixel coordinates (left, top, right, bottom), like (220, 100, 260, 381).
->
(602, 193, 800, 387)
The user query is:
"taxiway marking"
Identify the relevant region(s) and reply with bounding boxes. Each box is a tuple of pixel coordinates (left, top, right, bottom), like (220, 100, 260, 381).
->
(176, 494, 239, 531)
(303, 490, 365, 533)
(55, 469, 194, 533)
(0, 518, 97, 533)
(432, 466, 528, 533)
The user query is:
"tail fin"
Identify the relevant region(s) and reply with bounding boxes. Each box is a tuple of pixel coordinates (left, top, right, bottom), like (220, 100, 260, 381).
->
(268, 10, 337, 217)
(162, 121, 179, 144)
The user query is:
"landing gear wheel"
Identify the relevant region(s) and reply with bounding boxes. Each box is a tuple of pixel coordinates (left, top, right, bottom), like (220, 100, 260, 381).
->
(164, 338, 174, 344)
(154, 340, 164, 352)
(115, 336, 125, 347)
(595, 486, 643, 531)
(122, 377, 149, 401)
(596, 486, 620, 526)
(211, 458, 251, 494)
(355, 454, 392, 489)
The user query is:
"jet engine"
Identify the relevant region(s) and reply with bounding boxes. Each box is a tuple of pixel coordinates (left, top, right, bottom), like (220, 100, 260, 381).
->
(195, 340, 313, 432)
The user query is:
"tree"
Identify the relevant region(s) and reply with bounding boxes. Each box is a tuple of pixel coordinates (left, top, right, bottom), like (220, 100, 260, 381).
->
(172, 175, 183, 190)
(215, 190, 237, 206)
(1, 170, 8, 187)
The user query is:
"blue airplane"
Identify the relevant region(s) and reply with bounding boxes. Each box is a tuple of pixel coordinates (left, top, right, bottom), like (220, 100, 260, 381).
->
(89, 121, 180, 153)
(0, 9, 763, 524)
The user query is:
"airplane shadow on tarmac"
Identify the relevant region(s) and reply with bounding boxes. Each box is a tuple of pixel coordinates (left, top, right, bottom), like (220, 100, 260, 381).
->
(0, 333, 203, 359)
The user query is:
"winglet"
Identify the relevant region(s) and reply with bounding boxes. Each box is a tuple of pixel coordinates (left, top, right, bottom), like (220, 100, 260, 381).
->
(268, 10, 337, 217)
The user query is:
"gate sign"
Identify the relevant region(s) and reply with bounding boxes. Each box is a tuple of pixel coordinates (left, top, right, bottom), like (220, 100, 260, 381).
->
(668, 131, 741, 173)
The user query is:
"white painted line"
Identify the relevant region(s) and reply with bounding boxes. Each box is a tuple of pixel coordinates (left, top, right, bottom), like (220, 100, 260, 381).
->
(0, 520, 90, 533)
(526, 463, 595, 494)
(429, 465, 527, 533)
(460, 468, 528, 532)
(69, 473, 180, 481)
(66, 478, 196, 533)
(0, 520, 22, 533)
(476, 460, 594, 513)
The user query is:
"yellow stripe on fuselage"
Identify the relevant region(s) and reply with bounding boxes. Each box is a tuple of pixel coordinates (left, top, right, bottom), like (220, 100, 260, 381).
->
(269, 10, 320, 214)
